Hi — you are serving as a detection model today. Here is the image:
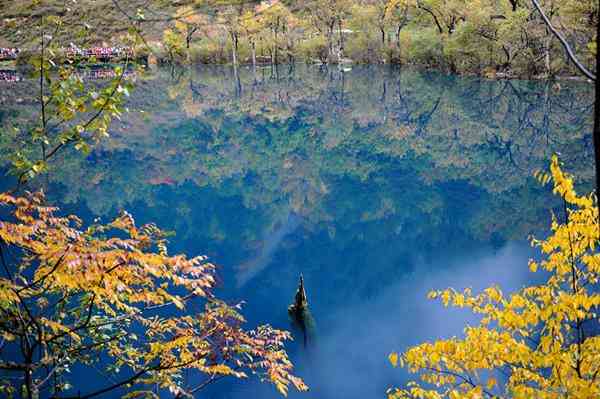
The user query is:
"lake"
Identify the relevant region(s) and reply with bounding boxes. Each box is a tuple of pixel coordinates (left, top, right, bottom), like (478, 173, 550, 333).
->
(0, 64, 595, 398)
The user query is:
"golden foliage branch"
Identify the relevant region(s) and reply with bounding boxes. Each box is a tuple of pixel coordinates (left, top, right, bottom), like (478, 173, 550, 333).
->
(389, 155, 600, 398)
(0, 191, 307, 398)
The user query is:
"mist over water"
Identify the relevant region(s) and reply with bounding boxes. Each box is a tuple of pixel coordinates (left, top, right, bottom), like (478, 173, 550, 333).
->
(219, 243, 540, 399)
(302, 243, 539, 399)
(0, 65, 594, 398)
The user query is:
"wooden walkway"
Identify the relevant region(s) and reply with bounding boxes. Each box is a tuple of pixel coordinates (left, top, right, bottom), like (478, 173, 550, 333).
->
(0, 67, 135, 83)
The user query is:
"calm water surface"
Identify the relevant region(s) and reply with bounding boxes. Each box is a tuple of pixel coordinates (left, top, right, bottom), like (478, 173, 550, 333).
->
(0, 65, 595, 398)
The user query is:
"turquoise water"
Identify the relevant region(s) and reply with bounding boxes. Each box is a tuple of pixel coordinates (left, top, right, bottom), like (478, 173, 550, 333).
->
(1, 64, 595, 397)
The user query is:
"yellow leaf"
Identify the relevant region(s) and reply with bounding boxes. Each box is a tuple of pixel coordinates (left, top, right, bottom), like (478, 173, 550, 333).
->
(529, 261, 538, 273)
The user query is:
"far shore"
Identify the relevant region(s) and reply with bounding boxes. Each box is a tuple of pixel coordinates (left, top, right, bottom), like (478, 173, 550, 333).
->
(0, 58, 593, 85)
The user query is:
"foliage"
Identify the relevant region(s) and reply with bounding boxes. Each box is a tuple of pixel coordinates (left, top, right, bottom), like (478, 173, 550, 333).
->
(0, 5, 309, 397)
(163, 27, 188, 63)
(0, 191, 307, 398)
(1, 0, 596, 76)
(6, 12, 134, 184)
(388, 155, 600, 398)
(136, 0, 597, 75)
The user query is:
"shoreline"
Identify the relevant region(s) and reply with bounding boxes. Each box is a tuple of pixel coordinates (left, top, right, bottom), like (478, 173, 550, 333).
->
(0, 59, 593, 84)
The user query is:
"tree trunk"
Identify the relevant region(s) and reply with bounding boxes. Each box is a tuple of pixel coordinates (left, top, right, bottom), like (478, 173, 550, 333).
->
(327, 21, 335, 63)
(274, 28, 279, 65)
(230, 32, 238, 66)
(501, 45, 511, 70)
(544, 36, 552, 77)
(338, 19, 344, 49)
(593, 13, 600, 227)
(251, 41, 256, 68)
(185, 32, 191, 64)
(396, 25, 403, 63)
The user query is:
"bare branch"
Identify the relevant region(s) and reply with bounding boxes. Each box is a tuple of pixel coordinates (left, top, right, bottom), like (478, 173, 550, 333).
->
(530, 0, 596, 81)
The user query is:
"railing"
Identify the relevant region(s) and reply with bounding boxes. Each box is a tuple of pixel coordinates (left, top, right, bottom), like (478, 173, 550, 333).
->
(0, 47, 134, 63)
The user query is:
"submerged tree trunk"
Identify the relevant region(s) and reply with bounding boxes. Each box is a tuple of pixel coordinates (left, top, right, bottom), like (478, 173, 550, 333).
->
(288, 275, 315, 348)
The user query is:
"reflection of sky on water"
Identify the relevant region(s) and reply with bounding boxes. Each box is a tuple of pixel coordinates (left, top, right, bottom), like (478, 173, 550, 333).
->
(302, 243, 541, 399)
(0, 65, 594, 398)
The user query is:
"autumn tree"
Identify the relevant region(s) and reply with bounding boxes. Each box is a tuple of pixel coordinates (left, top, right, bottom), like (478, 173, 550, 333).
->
(241, 9, 265, 68)
(388, 0, 413, 50)
(0, 192, 307, 398)
(258, 0, 296, 65)
(388, 156, 600, 398)
(372, 0, 408, 46)
(2, 0, 598, 73)
(303, 0, 352, 63)
(163, 27, 188, 63)
(174, 5, 210, 50)
(218, 4, 246, 66)
(414, 0, 464, 36)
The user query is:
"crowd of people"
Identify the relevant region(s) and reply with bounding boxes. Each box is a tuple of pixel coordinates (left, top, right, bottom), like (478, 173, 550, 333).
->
(0, 45, 134, 83)
(66, 46, 133, 61)
(0, 48, 20, 60)
(0, 70, 22, 82)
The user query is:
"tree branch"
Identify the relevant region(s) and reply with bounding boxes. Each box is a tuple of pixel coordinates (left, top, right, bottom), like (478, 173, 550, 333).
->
(530, 0, 596, 81)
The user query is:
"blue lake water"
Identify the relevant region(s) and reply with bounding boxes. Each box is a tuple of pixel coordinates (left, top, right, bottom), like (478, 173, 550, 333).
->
(0, 64, 595, 398)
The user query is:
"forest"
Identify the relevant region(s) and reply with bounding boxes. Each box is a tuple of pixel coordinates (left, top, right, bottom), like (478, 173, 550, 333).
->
(0, 0, 596, 77)
(1, 0, 600, 398)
